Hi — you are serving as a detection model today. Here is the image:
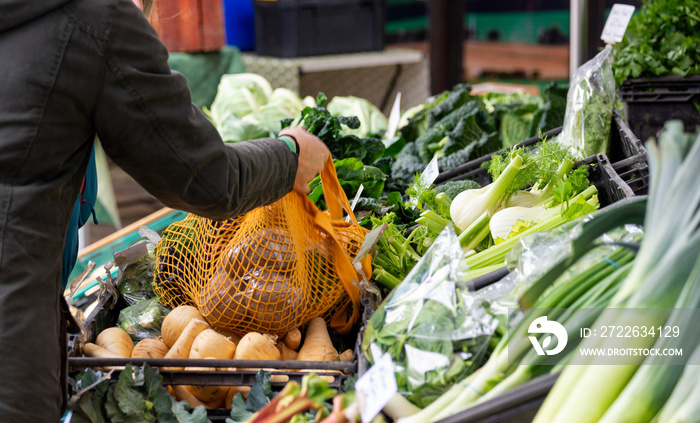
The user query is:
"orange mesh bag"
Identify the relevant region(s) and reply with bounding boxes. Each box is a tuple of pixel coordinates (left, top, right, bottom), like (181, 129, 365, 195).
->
(153, 157, 371, 335)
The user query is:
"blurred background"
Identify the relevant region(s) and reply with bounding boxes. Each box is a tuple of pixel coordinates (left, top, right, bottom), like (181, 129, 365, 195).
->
(83, 0, 643, 248)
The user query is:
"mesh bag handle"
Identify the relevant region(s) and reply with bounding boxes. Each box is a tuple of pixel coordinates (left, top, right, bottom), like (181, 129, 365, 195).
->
(305, 155, 363, 333)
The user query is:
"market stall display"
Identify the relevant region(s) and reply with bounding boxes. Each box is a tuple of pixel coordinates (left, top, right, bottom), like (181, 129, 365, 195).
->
(61, 26, 686, 421)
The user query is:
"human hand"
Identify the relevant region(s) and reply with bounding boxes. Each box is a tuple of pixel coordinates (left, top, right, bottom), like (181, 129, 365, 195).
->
(278, 127, 330, 196)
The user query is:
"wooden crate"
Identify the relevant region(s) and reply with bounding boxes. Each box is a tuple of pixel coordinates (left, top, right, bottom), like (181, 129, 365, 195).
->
(151, 0, 225, 53)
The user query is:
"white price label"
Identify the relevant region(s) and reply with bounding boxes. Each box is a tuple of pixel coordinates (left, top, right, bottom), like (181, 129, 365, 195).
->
(346, 184, 365, 222)
(351, 184, 364, 211)
(355, 353, 398, 423)
(384, 92, 402, 141)
(601, 4, 635, 44)
(421, 155, 440, 186)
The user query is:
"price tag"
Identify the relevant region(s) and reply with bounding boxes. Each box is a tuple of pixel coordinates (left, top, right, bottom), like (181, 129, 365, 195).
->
(351, 184, 364, 211)
(601, 4, 635, 44)
(421, 155, 440, 186)
(346, 184, 365, 222)
(384, 92, 402, 141)
(355, 353, 398, 423)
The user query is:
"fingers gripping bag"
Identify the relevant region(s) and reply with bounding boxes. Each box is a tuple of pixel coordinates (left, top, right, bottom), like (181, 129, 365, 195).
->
(152, 157, 371, 336)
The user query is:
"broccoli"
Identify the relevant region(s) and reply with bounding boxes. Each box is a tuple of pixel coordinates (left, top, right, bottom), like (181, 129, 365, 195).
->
(390, 142, 426, 190)
(434, 179, 482, 200)
(438, 132, 502, 172)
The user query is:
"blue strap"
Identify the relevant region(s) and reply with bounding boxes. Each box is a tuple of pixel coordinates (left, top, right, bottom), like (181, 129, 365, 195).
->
(61, 148, 98, 288)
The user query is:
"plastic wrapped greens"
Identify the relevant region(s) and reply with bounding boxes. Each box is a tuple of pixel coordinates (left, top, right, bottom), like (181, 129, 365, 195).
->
(118, 298, 170, 342)
(114, 240, 157, 305)
(557, 45, 616, 159)
(361, 227, 500, 408)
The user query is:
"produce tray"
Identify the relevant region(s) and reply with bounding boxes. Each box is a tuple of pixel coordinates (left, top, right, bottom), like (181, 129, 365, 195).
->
(438, 153, 634, 208)
(69, 278, 361, 419)
(434, 111, 648, 188)
(619, 75, 700, 144)
(434, 372, 560, 423)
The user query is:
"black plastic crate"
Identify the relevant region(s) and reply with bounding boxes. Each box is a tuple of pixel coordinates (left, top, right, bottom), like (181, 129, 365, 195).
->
(69, 274, 360, 421)
(435, 111, 649, 197)
(435, 372, 560, 423)
(619, 75, 700, 144)
(254, 0, 385, 57)
(437, 153, 634, 208)
(610, 110, 649, 196)
(69, 289, 359, 389)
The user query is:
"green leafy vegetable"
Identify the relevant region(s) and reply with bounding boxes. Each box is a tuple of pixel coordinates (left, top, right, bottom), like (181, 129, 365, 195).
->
(209, 74, 307, 142)
(389, 142, 426, 191)
(612, 0, 700, 85)
(68, 364, 207, 423)
(363, 228, 498, 407)
(327, 95, 388, 138)
(290, 93, 386, 165)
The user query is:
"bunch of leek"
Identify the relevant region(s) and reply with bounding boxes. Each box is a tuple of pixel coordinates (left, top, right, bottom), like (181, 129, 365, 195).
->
(534, 121, 700, 423)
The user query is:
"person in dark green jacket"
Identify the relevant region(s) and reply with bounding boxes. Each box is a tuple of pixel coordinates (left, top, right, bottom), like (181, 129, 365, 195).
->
(0, 0, 329, 421)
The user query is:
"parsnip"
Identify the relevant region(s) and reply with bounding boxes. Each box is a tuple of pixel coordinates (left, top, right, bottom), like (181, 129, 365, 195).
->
(281, 328, 302, 351)
(189, 329, 236, 359)
(95, 327, 133, 358)
(233, 332, 280, 361)
(84, 342, 124, 358)
(164, 318, 210, 360)
(297, 317, 338, 361)
(131, 338, 169, 359)
(161, 305, 204, 347)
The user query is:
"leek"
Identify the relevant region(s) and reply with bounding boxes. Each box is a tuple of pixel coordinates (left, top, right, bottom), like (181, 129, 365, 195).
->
(651, 345, 700, 423)
(535, 121, 700, 423)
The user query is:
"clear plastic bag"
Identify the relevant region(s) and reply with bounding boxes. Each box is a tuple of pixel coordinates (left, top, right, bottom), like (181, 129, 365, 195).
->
(506, 218, 643, 301)
(117, 298, 170, 343)
(114, 228, 160, 306)
(557, 45, 616, 159)
(361, 227, 500, 408)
